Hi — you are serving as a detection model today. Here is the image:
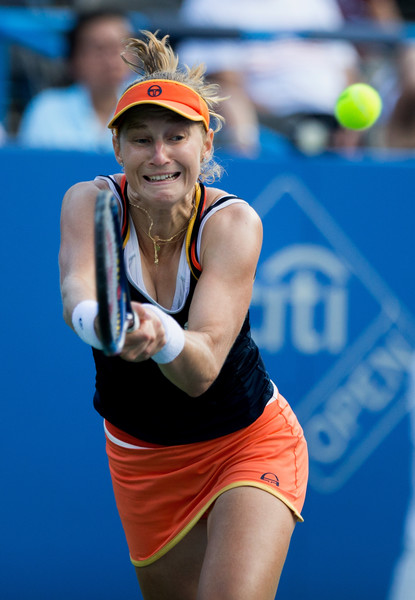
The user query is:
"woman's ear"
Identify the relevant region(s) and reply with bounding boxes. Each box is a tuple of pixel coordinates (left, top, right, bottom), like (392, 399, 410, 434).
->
(202, 128, 214, 161)
(112, 130, 123, 166)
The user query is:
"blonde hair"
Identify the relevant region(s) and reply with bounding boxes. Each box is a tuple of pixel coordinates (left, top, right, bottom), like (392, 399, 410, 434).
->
(120, 31, 226, 183)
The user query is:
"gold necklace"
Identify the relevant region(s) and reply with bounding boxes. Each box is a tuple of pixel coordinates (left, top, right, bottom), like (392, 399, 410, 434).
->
(128, 198, 195, 265)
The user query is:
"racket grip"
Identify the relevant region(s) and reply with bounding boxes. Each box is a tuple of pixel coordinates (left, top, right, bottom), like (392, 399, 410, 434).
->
(127, 310, 140, 332)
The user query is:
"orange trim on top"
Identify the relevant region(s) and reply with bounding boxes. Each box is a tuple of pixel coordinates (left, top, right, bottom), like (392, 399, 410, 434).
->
(190, 241, 202, 273)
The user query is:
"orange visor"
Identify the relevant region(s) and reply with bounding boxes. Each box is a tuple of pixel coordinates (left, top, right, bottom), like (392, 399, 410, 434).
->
(108, 79, 210, 130)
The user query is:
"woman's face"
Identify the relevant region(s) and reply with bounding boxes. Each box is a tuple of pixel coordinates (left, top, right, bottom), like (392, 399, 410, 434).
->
(113, 106, 213, 207)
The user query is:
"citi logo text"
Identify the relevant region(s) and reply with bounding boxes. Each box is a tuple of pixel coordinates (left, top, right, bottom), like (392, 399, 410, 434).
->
(252, 244, 348, 355)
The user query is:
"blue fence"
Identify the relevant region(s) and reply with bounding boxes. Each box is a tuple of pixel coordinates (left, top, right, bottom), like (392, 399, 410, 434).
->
(1, 146, 414, 599)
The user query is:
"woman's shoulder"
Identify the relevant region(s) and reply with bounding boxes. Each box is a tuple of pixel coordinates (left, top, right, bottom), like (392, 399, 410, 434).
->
(204, 185, 240, 207)
(63, 179, 106, 207)
(203, 185, 257, 215)
(202, 185, 261, 229)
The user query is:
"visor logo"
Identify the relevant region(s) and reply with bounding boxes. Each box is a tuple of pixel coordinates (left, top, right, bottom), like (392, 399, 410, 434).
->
(147, 85, 162, 97)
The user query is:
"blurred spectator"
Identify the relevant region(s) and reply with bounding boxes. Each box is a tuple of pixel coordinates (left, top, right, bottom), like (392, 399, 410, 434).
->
(177, 0, 362, 156)
(337, 0, 410, 149)
(338, 0, 402, 23)
(17, 9, 133, 152)
(339, 0, 415, 151)
(349, 1, 415, 150)
(385, 40, 415, 149)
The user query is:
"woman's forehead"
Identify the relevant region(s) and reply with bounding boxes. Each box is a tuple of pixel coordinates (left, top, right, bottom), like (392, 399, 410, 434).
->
(122, 105, 192, 128)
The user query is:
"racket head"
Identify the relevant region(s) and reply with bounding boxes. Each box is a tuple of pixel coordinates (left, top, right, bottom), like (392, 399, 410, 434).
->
(94, 189, 131, 356)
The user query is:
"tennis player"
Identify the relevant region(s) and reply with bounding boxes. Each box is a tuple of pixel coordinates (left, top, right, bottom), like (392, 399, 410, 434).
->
(59, 31, 308, 600)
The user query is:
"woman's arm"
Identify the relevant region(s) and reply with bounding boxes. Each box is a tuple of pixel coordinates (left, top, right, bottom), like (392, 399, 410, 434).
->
(59, 181, 101, 326)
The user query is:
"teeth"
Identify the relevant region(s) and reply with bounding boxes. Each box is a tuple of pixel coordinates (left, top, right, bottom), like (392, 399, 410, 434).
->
(149, 173, 177, 181)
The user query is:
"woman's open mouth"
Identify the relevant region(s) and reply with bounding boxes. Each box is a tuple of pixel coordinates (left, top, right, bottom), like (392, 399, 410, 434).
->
(144, 172, 180, 182)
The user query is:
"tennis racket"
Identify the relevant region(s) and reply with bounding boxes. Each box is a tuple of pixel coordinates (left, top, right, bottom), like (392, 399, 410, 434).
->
(94, 189, 138, 356)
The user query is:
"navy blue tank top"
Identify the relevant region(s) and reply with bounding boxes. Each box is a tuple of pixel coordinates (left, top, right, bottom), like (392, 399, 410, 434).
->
(92, 177, 273, 445)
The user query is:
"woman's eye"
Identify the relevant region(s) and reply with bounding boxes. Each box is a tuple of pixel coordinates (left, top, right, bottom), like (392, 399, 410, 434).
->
(134, 137, 150, 144)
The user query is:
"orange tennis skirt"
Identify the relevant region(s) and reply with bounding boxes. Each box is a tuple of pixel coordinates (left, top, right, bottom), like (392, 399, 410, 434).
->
(104, 385, 308, 567)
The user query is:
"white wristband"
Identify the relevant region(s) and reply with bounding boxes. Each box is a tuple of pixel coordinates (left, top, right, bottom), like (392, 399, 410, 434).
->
(142, 303, 185, 364)
(72, 300, 104, 350)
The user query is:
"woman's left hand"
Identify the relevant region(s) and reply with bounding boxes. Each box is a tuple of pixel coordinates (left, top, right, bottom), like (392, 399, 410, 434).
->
(120, 302, 166, 362)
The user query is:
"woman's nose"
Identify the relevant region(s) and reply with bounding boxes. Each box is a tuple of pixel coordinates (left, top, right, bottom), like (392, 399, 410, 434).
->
(150, 140, 169, 164)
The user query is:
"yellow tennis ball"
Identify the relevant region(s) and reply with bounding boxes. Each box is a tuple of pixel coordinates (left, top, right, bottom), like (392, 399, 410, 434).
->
(335, 83, 382, 130)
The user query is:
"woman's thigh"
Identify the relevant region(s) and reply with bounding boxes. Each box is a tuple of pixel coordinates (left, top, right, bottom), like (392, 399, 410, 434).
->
(198, 486, 296, 600)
